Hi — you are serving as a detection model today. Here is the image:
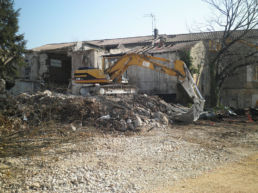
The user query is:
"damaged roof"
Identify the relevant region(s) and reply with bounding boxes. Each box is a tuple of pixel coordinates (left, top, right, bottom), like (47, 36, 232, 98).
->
(88, 35, 154, 46)
(31, 42, 76, 52)
(166, 29, 258, 43)
(30, 41, 103, 52)
(31, 29, 258, 53)
(125, 42, 197, 54)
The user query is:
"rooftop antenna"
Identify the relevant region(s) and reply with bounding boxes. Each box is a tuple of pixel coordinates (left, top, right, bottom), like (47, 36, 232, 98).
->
(144, 13, 157, 36)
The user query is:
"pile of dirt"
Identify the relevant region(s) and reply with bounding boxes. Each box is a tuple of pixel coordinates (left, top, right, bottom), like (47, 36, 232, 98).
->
(0, 90, 191, 133)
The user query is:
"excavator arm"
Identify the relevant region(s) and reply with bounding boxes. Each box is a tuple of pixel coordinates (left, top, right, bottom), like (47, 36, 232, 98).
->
(104, 53, 205, 121)
(105, 53, 186, 82)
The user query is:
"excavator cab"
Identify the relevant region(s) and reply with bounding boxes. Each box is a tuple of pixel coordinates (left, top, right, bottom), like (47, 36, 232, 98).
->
(74, 67, 110, 84)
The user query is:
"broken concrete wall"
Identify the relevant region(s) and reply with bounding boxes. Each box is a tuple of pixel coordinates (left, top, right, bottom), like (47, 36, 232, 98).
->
(71, 49, 105, 77)
(38, 54, 48, 80)
(25, 52, 72, 85)
(95, 49, 106, 70)
(70, 50, 95, 95)
(27, 53, 39, 80)
(22, 53, 48, 81)
(10, 53, 48, 95)
(71, 52, 82, 77)
(12, 50, 73, 94)
(70, 47, 105, 94)
(16, 52, 48, 81)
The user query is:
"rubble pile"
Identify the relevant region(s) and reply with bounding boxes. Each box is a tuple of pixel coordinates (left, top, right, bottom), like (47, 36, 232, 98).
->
(0, 90, 191, 132)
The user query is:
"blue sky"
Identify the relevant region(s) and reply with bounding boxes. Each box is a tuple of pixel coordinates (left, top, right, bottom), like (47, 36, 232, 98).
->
(14, 0, 211, 49)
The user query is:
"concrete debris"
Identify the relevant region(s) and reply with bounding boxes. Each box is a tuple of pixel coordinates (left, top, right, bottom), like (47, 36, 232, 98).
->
(126, 119, 132, 124)
(153, 111, 169, 125)
(0, 90, 203, 132)
(226, 107, 237, 116)
(200, 107, 237, 121)
(42, 90, 52, 97)
(134, 115, 143, 128)
(99, 115, 111, 120)
(23, 114, 28, 121)
(70, 124, 77, 131)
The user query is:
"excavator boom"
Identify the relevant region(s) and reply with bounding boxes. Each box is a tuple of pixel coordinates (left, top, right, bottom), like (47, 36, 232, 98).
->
(105, 53, 186, 82)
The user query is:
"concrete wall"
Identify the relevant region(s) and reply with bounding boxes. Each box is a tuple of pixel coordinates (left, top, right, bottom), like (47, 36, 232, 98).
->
(71, 50, 95, 71)
(71, 48, 105, 78)
(22, 53, 48, 81)
(198, 38, 258, 108)
(221, 64, 258, 108)
(10, 79, 41, 95)
(70, 48, 105, 94)
(10, 53, 48, 95)
(221, 88, 258, 108)
(126, 52, 179, 94)
(14, 51, 73, 94)
(95, 49, 106, 70)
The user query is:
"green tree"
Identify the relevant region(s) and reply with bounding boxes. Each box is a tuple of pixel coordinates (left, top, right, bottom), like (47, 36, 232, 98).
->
(178, 50, 198, 75)
(0, 0, 26, 86)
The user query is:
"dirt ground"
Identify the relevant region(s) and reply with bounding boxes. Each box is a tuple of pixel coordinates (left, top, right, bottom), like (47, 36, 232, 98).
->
(0, 118, 257, 192)
(155, 153, 258, 193)
(148, 120, 258, 193)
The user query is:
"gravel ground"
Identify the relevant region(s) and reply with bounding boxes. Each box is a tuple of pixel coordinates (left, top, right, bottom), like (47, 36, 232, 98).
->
(0, 121, 258, 193)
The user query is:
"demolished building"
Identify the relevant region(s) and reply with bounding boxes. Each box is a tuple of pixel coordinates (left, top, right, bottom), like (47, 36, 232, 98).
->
(11, 29, 258, 108)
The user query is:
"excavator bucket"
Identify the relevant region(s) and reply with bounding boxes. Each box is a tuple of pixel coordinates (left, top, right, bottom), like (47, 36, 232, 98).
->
(175, 62, 205, 122)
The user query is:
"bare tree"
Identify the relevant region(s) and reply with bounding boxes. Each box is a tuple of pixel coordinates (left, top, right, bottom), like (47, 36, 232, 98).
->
(202, 0, 258, 107)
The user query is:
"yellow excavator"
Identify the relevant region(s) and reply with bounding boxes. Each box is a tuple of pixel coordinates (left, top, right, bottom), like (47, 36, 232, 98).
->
(73, 53, 205, 121)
